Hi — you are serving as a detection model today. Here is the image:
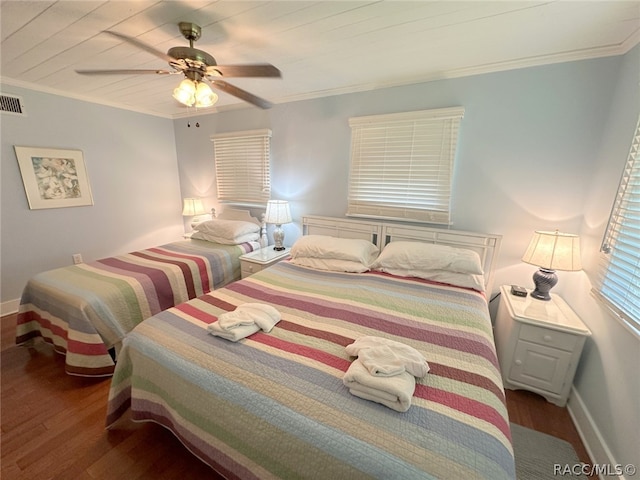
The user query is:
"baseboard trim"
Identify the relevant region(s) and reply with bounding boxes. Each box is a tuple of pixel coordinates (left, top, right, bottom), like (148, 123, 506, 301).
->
(1, 298, 19, 316)
(568, 387, 626, 480)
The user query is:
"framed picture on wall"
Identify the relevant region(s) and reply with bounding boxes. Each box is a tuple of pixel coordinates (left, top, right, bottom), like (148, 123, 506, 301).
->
(14, 146, 94, 209)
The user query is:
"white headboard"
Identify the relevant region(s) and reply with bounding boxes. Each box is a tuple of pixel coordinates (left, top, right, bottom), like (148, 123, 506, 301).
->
(215, 208, 264, 227)
(302, 215, 383, 248)
(302, 215, 502, 294)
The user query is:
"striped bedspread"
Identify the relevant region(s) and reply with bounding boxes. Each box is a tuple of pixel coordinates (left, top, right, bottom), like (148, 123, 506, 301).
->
(106, 261, 515, 479)
(16, 239, 257, 376)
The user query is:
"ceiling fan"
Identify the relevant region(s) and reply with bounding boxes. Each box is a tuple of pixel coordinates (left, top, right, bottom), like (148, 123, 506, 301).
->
(76, 22, 281, 109)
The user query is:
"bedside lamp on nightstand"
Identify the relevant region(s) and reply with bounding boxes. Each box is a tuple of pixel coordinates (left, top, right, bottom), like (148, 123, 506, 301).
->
(521, 230, 582, 301)
(264, 200, 292, 251)
(182, 197, 207, 227)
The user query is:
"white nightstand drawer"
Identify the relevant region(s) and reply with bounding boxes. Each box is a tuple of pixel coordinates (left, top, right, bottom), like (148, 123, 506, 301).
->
(519, 324, 577, 351)
(241, 262, 265, 277)
(240, 247, 290, 279)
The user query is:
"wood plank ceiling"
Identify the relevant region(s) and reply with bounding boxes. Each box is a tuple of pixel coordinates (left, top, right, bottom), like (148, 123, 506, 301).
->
(1, 1, 639, 118)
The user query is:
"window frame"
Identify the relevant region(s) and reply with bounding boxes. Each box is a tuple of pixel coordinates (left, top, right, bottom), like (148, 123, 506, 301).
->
(211, 129, 272, 205)
(346, 107, 464, 225)
(593, 115, 640, 337)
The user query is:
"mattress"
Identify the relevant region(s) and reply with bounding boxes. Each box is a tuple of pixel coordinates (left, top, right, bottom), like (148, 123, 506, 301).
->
(106, 261, 515, 479)
(16, 239, 257, 376)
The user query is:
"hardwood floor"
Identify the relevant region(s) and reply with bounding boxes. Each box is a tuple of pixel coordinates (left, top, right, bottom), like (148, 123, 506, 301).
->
(1, 313, 591, 479)
(1, 313, 222, 480)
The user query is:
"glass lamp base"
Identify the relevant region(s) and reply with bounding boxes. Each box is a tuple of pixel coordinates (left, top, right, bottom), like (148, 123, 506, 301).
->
(273, 224, 285, 251)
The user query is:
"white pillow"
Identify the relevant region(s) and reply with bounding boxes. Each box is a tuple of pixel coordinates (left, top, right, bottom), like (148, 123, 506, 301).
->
(193, 219, 260, 242)
(380, 267, 485, 292)
(371, 241, 483, 275)
(290, 257, 371, 273)
(191, 230, 260, 245)
(291, 235, 379, 265)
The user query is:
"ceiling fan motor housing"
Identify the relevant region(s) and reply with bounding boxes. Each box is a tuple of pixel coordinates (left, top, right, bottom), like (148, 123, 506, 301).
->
(168, 46, 217, 81)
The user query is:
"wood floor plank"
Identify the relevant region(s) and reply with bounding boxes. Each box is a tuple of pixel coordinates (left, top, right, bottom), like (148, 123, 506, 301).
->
(1, 312, 591, 478)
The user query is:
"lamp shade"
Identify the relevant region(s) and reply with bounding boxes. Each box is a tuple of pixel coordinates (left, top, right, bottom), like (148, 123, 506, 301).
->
(521, 230, 582, 271)
(195, 82, 218, 107)
(182, 198, 207, 216)
(264, 200, 292, 225)
(173, 79, 196, 106)
(173, 79, 218, 108)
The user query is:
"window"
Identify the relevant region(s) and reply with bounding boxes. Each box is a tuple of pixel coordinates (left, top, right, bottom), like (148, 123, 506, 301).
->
(595, 116, 640, 336)
(212, 129, 271, 204)
(347, 107, 464, 224)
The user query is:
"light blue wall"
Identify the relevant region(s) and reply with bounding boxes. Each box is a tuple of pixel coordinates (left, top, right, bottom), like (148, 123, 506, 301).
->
(1, 85, 183, 302)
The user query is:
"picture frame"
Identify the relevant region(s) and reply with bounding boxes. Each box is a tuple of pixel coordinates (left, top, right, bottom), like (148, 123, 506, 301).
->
(14, 146, 94, 209)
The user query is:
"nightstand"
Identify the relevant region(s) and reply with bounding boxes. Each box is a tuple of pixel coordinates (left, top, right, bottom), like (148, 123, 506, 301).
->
(240, 247, 290, 279)
(494, 285, 591, 407)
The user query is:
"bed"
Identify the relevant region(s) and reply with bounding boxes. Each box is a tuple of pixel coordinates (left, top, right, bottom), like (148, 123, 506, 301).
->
(15, 208, 263, 376)
(106, 216, 514, 479)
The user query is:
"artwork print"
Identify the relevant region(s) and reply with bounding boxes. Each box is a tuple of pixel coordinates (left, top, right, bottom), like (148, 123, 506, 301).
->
(14, 146, 94, 209)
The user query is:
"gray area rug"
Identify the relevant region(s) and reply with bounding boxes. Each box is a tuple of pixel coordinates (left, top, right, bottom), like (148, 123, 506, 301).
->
(511, 423, 586, 479)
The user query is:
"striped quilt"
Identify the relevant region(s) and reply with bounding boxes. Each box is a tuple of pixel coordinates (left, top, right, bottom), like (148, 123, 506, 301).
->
(106, 261, 515, 479)
(16, 239, 257, 376)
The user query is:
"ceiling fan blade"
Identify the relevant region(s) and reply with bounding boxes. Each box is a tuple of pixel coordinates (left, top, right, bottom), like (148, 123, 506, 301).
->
(209, 80, 273, 109)
(76, 69, 174, 75)
(104, 31, 177, 64)
(207, 64, 281, 78)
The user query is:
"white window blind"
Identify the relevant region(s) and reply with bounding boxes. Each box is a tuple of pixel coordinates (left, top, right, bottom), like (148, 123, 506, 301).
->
(347, 107, 464, 224)
(212, 129, 271, 204)
(595, 116, 640, 336)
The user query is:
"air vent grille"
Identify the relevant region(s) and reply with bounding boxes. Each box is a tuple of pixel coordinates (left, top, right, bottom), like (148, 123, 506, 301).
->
(1, 94, 26, 115)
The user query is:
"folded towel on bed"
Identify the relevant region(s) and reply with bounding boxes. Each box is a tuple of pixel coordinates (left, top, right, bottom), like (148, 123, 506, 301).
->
(345, 336, 430, 378)
(208, 303, 281, 341)
(208, 323, 260, 342)
(343, 358, 416, 412)
(217, 303, 281, 332)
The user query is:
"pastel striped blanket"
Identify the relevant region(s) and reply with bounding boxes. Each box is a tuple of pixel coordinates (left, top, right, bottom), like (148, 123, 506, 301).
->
(107, 261, 515, 479)
(16, 239, 257, 376)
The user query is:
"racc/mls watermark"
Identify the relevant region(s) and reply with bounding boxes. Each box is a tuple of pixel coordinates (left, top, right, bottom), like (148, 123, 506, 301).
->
(554, 463, 637, 476)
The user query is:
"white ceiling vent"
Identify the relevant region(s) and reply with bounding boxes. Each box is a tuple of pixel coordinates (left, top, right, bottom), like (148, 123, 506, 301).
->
(0, 94, 26, 116)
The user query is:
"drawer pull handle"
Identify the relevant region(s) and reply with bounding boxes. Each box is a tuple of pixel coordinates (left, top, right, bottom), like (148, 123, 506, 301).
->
(543, 335, 552, 342)
(249, 265, 254, 272)
(515, 359, 522, 366)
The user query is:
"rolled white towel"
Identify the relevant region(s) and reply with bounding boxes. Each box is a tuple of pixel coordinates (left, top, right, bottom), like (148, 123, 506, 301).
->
(343, 359, 416, 412)
(345, 336, 430, 378)
(208, 303, 281, 341)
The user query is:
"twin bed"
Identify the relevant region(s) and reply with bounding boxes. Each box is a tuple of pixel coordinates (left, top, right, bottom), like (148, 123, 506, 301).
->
(103, 216, 514, 479)
(15, 208, 262, 376)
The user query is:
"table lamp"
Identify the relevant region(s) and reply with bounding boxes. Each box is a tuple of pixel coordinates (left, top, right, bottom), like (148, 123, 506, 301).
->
(521, 230, 582, 301)
(182, 198, 207, 226)
(264, 200, 292, 251)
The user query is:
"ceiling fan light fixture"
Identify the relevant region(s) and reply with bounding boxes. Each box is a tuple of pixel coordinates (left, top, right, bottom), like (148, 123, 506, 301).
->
(173, 78, 196, 106)
(195, 82, 218, 108)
